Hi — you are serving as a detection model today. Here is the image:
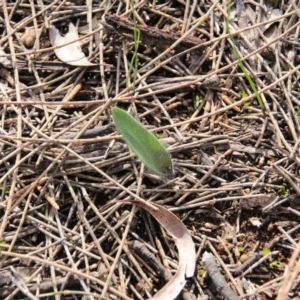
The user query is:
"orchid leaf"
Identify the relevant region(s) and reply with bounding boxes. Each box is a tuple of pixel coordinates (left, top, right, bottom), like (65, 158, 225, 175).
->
(112, 107, 174, 178)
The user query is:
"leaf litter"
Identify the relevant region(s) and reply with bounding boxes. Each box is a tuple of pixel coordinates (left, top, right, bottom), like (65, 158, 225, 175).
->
(49, 23, 96, 66)
(101, 199, 195, 300)
(0, 0, 300, 299)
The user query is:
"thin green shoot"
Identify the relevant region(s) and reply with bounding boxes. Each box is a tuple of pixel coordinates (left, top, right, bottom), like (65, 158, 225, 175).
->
(280, 184, 289, 198)
(241, 91, 248, 98)
(226, 1, 264, 109)
(269, 258, 282, 269)
(126, 1, 140, 90)
(194, 95, 202, 108)
(241, 91, 252, 106)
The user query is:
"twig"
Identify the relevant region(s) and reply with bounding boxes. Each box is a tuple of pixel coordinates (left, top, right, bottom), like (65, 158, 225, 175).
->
(202, 252, 241, 300)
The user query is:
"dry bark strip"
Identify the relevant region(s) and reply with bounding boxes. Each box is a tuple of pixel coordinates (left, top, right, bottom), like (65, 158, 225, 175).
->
(103, 13, 204, 52)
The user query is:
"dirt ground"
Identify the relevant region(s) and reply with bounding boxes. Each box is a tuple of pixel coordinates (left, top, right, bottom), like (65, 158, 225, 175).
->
(0, 0, 300, 299)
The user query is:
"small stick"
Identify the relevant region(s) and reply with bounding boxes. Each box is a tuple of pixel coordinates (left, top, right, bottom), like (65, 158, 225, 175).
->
(37, 185, 59, 210)
(202, 252, 241, 300)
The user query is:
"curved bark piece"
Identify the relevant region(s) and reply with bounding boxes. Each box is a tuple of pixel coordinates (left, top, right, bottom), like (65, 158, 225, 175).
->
(105, 199, 195, 300)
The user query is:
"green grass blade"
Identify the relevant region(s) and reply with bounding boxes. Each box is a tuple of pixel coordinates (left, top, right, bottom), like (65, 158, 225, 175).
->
(126, 0, 140, 90)
(226, 1, 264, 109)
(112, 107, 174, 178)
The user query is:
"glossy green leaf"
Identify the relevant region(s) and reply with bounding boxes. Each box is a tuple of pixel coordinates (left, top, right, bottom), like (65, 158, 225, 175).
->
(112, 107, 174, 178)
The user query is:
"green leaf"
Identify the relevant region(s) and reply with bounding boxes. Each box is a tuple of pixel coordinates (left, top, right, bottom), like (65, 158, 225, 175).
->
(262, 248, 271, 256)
(280, 184, 289, 198)
(238, 246, 244, 253)
(194, 95, 201, 108)
(269, 259, 282, 268)
(112, 107, 174, 178)
(0, 240, 8, 251)
(156, 132, 164, 139)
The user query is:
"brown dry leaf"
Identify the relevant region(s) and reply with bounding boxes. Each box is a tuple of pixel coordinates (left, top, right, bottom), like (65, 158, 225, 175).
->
(105, 199, 196, 300)
(49, 23, 96, 66)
